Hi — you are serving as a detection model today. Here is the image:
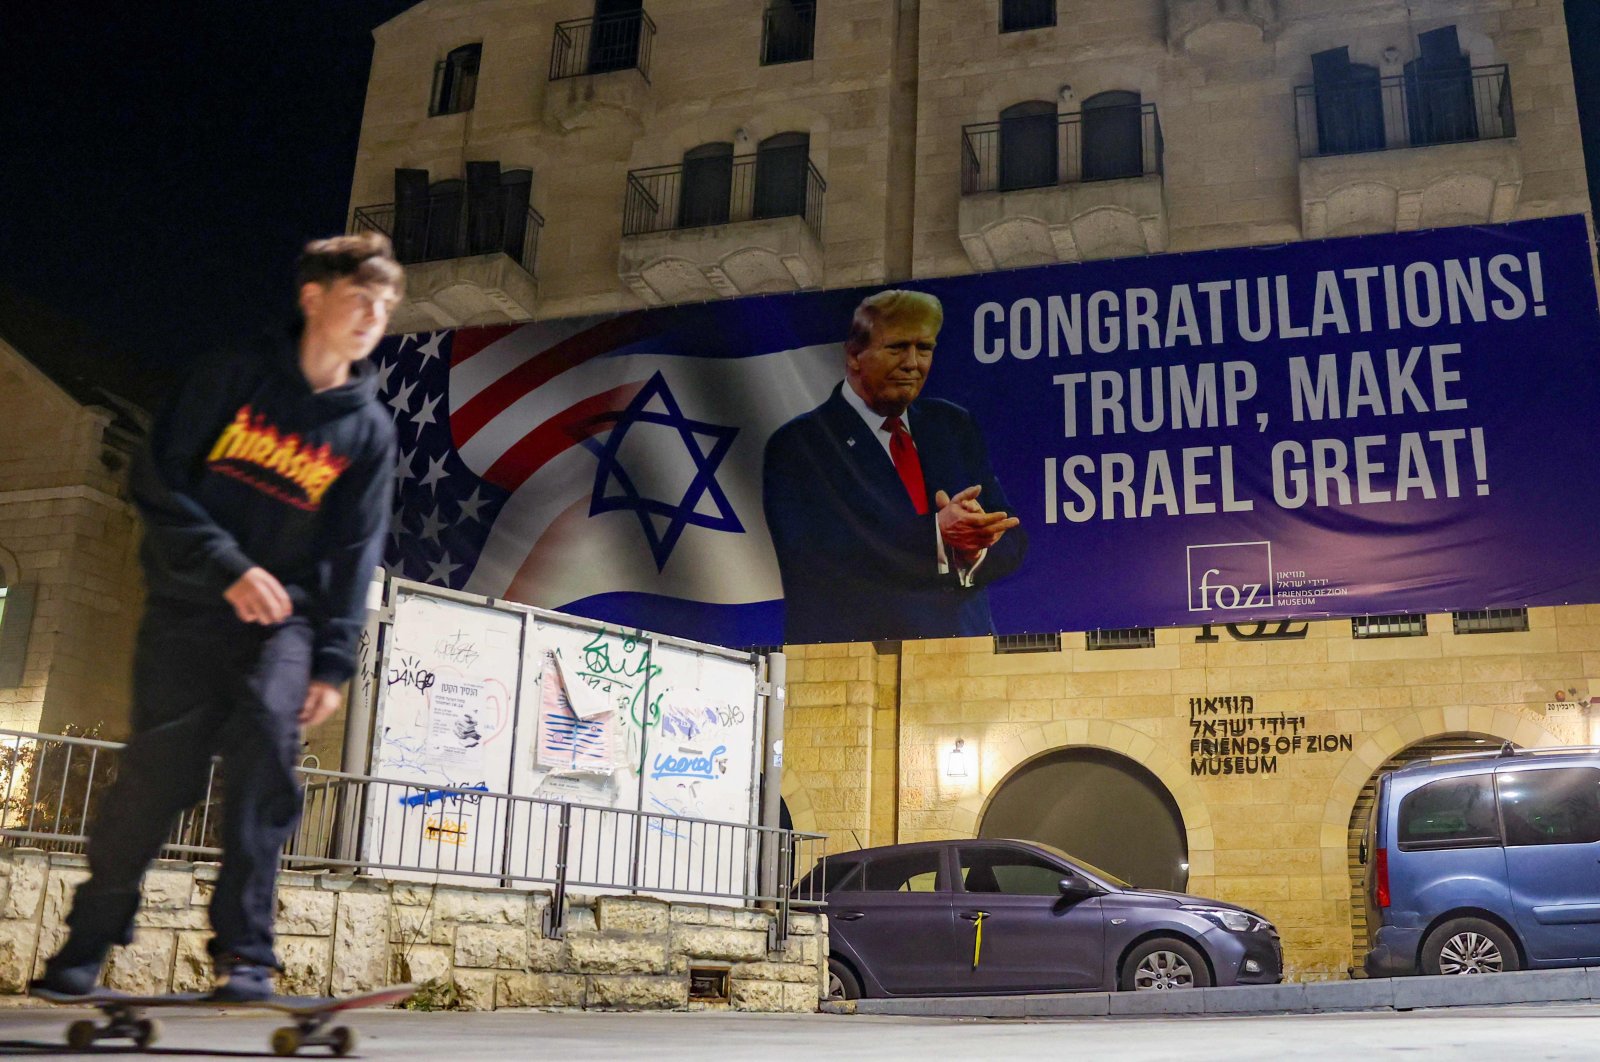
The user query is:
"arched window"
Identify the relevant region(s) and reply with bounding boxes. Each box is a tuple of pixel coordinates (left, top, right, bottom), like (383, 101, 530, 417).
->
(430, 43, 481, 116)
(1081, 90, 1144, 181)
(980, 747, 1188, 891)
(679, 142, 734, 228)
(998, 101, 1058, 192)
(499, 169, 535, 264)
(1311, 47, 1384, 155)
(0, 550, 33, 690)
(753, 132, 811, 220)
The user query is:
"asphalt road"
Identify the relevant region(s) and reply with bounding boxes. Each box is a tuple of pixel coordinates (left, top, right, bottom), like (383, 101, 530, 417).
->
(3, 1001, 1600, 1059)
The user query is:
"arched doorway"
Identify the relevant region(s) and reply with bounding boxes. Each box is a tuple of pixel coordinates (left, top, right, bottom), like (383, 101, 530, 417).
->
(1345, 732, 1506, 975)
(980, 747, 1188, 890)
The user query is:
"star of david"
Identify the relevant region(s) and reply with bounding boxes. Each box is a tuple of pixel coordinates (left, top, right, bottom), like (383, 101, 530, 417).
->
(588, 371, 742, 571)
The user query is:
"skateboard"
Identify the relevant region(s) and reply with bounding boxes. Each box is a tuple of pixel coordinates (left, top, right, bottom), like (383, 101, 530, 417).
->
(33, 982, 417, 1056)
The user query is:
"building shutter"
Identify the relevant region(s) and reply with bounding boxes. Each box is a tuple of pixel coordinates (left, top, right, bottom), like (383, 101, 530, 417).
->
(465, 161, 503, 255)
(392, 168, 431, 263)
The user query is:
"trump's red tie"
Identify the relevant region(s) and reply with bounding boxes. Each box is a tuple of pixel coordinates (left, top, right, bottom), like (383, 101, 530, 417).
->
(883, 416, 928, 515)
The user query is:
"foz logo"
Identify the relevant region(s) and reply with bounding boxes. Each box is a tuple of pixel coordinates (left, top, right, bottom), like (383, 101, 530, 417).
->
(1187, 542, 1274, 612)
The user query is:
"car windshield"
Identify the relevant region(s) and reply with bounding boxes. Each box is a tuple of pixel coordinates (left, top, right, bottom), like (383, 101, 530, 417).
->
(1024, 841, 1132, 889)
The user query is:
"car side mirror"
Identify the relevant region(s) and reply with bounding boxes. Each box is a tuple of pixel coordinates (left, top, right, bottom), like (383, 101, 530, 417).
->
(1058, 872, 1093, 896)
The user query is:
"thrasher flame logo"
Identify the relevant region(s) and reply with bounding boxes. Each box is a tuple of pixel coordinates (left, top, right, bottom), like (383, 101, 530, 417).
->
(206, 405, 350, 511)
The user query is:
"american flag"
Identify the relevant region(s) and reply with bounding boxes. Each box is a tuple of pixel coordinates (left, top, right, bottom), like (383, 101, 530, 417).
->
(375, 307, 847, 648)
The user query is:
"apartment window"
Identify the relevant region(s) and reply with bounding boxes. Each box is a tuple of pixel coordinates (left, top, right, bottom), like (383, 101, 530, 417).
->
(1351, 614, 1427, 639)
(1310, 46, 1384, 154)
(994, 633, 1062, 655)
(589, 0, 646, 74)
(998, 100, 1057, 191)
(762, 0, 816, 65)
(430, 43, 481, 116)
(1081, 90, 1144, 181)
(678, 142, 735, 228)
(384, 164, 543, 272)
(1086, 628, 1155, 651)
(1452, 608, 1529, 635)
(1001, 0, 1055, 33)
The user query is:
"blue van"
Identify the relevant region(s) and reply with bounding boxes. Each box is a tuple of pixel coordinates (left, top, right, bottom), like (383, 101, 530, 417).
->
(1364, 744, 1600, 977)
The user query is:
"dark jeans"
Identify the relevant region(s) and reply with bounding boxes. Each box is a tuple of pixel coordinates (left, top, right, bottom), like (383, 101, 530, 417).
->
(57, 606, 310, 970)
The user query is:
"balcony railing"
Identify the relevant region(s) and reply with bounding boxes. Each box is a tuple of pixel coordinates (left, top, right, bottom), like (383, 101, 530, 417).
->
(550, 9, 657, 82)
(352, 193, 544, 277)
(623, 154, 827, 241)
(762, 0, 816, 65)
(1294, 64, 1514, 158)
(961, 103, 1163, 195)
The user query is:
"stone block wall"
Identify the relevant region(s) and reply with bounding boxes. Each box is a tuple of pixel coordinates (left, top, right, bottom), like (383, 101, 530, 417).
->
(0, 848, 826, 1013)
(0, 340, 143, 736)
(782, 605, 1600, 984)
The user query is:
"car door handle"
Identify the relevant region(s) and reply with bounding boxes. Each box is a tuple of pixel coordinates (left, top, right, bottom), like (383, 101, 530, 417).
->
(834, 911, 866, 921)
(961, 910, 990, 921)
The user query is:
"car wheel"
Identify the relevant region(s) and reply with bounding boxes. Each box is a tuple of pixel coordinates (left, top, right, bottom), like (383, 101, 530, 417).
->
(1421, 917, 1520, 976)
(827, 957, 862, 1001)
(1121, 938, 1212, 991)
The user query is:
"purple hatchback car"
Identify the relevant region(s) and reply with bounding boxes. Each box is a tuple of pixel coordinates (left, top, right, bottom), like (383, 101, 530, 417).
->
(802, 838, 1282, 998)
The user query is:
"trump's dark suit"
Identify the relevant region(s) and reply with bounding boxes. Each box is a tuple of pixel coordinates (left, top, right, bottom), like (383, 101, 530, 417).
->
(762, 383, 1028, 644)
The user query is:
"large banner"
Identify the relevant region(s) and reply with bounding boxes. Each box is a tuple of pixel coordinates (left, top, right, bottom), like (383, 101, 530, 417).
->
(381, 216, 1600, 647)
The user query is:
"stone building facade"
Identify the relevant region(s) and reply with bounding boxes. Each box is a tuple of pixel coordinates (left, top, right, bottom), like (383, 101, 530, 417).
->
(350, 0, 1594, 985)
(0, 338, 142, 737)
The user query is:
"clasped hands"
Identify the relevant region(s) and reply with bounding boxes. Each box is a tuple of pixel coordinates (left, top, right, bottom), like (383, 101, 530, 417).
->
(223, 566, 343, 727)
(934, 485, 1020, 567)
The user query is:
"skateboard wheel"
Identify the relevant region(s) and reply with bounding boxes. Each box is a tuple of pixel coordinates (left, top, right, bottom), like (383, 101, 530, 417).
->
(134, 1017, 162, 1050)
(332, 1025, 357, 1056)
(66, 1019, 98, 1050)
(271, 1025, 302, 1056)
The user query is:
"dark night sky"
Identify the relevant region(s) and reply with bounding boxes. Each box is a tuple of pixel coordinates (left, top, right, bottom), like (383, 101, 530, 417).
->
(2, 3, 1599, 413)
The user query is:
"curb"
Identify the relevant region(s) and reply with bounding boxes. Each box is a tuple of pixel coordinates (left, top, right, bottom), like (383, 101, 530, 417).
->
(820, 966, 1600, 1019)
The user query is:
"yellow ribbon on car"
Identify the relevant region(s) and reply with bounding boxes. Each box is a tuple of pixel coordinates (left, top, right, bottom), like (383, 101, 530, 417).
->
(971, 911, 987, 968)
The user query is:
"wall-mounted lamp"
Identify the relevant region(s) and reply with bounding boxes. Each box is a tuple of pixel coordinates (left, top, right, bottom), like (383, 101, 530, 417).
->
(734, 127, 752, 146)
(1382, 46, 1400, 64)
(1058, 84, 1074, 104)
(946, 739, 969, 779)
(1179, 861, 1190, 871)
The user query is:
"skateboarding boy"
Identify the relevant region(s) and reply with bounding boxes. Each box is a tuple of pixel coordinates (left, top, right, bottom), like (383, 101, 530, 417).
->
(33, 233, 402, 1002)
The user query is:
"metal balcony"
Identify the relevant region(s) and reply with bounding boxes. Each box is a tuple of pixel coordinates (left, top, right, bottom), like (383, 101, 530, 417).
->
(550, 10, 656, 82)
(1294, 65, 1514, 158)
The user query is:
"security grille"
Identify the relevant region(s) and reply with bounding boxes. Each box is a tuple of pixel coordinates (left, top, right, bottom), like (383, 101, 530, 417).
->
(993, 632, 1062, 655)
(1085, 628, 1155, 651)
(1350, 614, 1427, 639)
(1451, 608, 1529, 634)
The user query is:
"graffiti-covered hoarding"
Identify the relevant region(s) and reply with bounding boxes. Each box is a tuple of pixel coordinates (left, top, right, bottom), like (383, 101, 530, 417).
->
(382, 215, 1600, 647)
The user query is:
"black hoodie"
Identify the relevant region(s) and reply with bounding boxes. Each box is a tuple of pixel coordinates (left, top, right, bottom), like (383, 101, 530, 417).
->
(130, 331, 395, 686)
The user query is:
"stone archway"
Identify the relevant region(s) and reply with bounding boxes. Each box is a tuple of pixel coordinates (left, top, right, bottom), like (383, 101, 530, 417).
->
(949, 719, 1215, 883)
(1322, 706, 1564, 976)
(779, 770, 819, 838)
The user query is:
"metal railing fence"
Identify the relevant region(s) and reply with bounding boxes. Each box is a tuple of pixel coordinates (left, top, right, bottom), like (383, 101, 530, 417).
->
(0, 728, 825, 943)
(550, 10, 657, 82)
(1293, 64, 1514, 158)
(351, 195, 544, 277)
(622, 154, 826, 241)
(961, 103, 1163, 195)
